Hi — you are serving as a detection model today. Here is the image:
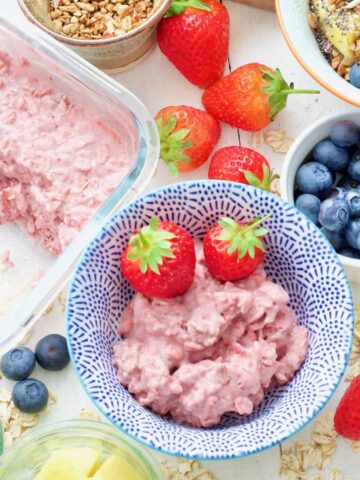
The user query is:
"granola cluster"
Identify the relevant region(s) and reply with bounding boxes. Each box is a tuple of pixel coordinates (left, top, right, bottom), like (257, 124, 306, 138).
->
(308, 0, 360, 81)
(49, 0, 155, 40)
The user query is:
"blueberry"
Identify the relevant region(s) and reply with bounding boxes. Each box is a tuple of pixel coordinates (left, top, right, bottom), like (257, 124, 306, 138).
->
(35, 334, 70, 371)
(295, 194, 321, 224)
(348, 150, 360, 182)
(295, 162, 333, 195)
(349, 62, 360, 89)
(345, 189, 360, 218)
(338, 247, 360, 259)
(319, 197, 350, 232)
(12, 379, 48, 414)
(313, 139, 349, 171)
(330, 120, 360, 148)
(320, 227, 345, 251)
(345, 219, 360, 250)
(1, 347, 36, 381)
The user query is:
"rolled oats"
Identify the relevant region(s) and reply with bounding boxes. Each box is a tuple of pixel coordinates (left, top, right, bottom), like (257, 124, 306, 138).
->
(161, 459, 217, 480)
(345, 304, 360, 381)
(251, 131, 265, 149)
(79, 408, 102, 421)
(265, 129, 294, 154)
(49, 0, 155, 40)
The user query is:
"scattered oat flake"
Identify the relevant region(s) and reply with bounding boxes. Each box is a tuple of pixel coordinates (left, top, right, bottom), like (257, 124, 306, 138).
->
(161, 459, 217, 480)
(79, 408, 101, 422)
(251, 131, 265, 149)
(345, 304, 360, 381)
(265, 129, 294, 153)
(328, 469, 343, 480)
(351, 440, 360, 453)
(17, 327, 34, 346)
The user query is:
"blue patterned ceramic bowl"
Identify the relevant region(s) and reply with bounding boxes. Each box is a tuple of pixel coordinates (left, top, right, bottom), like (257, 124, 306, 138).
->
(67, 181, 354, 460)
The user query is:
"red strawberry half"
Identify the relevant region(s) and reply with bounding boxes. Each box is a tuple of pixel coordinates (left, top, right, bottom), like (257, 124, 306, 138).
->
(203, 215, 270, 282)
(121, 218, 196, 298)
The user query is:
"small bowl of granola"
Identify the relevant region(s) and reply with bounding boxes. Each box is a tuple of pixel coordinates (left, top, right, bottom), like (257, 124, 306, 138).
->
(276, 0, 360, 107)
(18, 0, 172, 72)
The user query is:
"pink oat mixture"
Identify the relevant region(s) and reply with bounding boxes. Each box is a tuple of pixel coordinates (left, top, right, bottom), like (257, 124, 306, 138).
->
(114, 241, 309, 428)
(0, 51, 130, 255)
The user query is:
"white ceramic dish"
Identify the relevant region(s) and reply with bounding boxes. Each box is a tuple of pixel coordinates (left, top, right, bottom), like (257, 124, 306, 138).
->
(276, 0, 360, 108)
(281, 111, 360, 283)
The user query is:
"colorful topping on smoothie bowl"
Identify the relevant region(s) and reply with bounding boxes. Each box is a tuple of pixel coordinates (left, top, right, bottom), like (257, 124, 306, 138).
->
(114, 217, 309, 428)
(308, 0, 360, 86)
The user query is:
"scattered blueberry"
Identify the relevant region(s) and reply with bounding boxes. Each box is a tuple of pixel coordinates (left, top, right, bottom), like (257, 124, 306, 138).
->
(338, 247, 360, 259)
(345, 189, 360, 218)
(349, 62, 360, 89)
(35, 334, 70, 371)
(295, 194, 321, 224)
(1, 347, 36, 381)
(319, 197, 350, 232)
(295, 162, 333, 195)
(320, 228, 345, 251)
(330, 120, 360, 148)
(337, 175, 359, 191)
(12, 379, 49, 414)
(345, 219, 360, 250)
(313, 139, 349, 171)
(348, 155, 360, 182)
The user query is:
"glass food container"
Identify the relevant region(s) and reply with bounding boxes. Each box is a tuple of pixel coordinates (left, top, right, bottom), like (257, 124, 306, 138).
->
(0, 17, 159, 353)
(0, 420, 163, 479)
(18, 0, 172, 72)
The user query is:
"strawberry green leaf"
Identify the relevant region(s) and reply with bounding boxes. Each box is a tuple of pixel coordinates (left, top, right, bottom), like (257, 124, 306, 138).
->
(165, 0, 211, 18)
(156, 114, 194, 177)
(244, 164, 280, 192)
(127, 217, 177, 274)
(217, 214, 272, 260)
(260, 67, 320, 120)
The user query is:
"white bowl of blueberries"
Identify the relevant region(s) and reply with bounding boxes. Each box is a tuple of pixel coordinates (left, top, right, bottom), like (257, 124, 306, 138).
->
(281, 112, 360, 283)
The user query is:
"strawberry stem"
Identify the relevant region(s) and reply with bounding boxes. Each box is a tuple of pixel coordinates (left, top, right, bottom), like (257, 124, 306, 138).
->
(260, 67, 320, 119)
(127, 217, 177, 274)
(282, 89, 320, 95)
(165, 0, 211, 17)
(217, 214, 272, 260)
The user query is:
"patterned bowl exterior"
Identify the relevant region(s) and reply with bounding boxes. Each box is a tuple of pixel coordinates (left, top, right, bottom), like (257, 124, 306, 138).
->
(67, 181, 354, 460)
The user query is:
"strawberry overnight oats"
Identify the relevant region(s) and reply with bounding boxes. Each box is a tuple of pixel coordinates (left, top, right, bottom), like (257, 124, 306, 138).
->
(0, 50, 131, 255)
(113, 241, 309, 428)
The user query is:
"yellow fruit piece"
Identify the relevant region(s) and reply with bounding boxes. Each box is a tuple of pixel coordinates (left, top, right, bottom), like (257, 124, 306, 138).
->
(311, 0, 360, 61)
(34, 447, 102, 480)
(33, 458, 88, 480)
(93, 455, 143, 480)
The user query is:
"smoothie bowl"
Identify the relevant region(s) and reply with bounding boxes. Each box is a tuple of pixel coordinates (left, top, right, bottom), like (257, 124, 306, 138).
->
(0, 420, 162, 479)
(67, 181, 354, 459)
(276, 0, 360, 107)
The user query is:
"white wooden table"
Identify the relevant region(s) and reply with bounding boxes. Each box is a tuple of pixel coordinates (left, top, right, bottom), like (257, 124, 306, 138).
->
(2, 2, 360, 478)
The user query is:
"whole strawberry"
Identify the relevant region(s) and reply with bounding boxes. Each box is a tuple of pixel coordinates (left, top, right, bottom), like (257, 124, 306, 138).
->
(334, 375, 360, 440)
(208, 146, 279, 191)
(202, 63, 320, 131)
(156, 105, 220, 175)
(157, 0, 229, 89)
(203, 216, 270, 282)
(121, 218, 196, 298)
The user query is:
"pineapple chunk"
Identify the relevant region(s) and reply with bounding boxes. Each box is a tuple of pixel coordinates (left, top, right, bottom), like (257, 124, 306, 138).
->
(93, 455, 143, 480)
(34, 447, 102, 480)
(34, 458, 88, 480)
(311, 0, 360, 61)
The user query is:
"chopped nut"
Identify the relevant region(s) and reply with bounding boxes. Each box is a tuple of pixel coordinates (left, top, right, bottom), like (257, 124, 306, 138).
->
(49, 0, 154, 40)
